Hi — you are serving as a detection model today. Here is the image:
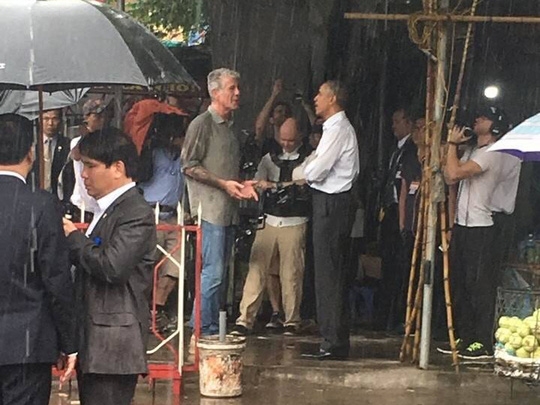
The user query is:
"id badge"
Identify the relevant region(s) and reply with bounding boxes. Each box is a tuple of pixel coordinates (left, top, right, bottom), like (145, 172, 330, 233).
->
(409, 181, 420, 195)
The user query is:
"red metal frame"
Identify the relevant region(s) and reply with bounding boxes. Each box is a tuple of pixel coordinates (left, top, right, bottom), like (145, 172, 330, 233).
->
(53, 222, 203, 403)
(146, 223, 203, 400)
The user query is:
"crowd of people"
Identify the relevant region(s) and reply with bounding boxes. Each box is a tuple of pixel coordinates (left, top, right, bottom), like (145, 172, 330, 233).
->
(0, 66, 523, 404)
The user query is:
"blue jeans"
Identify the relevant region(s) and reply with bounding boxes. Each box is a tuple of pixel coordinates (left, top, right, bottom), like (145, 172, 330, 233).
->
(190, 220, 235, 336)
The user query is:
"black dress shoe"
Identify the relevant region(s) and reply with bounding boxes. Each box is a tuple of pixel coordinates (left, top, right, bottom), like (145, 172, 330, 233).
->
(301, 349, 348, 360)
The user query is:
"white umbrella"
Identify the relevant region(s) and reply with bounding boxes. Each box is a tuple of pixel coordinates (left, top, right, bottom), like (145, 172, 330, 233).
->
(489, 112, 540, 161)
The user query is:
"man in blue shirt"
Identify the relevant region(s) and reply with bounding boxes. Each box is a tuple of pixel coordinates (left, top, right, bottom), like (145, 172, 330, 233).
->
(139, 113, 186, 332)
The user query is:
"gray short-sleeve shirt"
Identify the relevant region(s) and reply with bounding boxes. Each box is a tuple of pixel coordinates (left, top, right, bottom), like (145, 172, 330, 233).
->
(181, 107, 241, 226)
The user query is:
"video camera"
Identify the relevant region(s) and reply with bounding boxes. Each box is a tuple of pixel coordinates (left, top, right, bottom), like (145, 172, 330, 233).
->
(264, 183, 310, 209)
(239, 129, 260, 180)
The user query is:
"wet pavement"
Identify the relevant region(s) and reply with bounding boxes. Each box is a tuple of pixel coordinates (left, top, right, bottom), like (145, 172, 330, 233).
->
(49, 328, 540, 404)
(49, 376, 540, 405)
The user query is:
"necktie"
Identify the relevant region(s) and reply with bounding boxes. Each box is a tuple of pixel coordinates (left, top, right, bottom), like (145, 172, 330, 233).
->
(43, 138, 52, 191)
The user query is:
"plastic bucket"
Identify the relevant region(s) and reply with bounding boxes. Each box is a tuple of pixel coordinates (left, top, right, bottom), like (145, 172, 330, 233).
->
(197, 335, 247, 397)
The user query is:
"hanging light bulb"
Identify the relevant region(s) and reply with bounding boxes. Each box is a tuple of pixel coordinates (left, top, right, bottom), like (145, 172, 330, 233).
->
(484, 85, 500, 99)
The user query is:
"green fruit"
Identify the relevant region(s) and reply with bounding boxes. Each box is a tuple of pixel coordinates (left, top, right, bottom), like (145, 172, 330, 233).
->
(495, 328, 512, 344)
(524, 317, 537, 330)
(531, 348, 540, 359)
(516, 347, 530, 358)
(505, 342, 516, 356)
(521, 335, 537, 352)
(509, 333, 523, 349)
(509, 318, 522, 333)
(499, 316, 511, 329)
(518, 324, 532, 338)
(526, 315, 540, 333)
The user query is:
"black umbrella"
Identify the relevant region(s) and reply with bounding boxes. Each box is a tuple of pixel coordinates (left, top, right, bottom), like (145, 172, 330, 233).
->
(0, 0, 198, 92)
(0, 0, 199, 188)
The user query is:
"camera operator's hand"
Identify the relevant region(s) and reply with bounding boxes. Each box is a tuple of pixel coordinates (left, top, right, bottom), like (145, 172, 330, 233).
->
(448, 125, 471, 145)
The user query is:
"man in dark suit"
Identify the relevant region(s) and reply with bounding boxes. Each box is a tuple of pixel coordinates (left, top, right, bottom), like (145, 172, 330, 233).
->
(40, 109, 71, 196)
(375, 107, 419, 333)
(62, 128, 156, 405)
(0, 113, 76, 405)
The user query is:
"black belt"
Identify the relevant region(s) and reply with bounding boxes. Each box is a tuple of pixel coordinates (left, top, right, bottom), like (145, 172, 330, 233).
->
(310, 187, 351, 196)
(149, 203, 177, 213)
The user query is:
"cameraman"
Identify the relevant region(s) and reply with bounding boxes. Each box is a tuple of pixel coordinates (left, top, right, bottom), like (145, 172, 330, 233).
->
(138, 113, 187, 333)
(232, 118, 313, 336)
(442, 107, 520, 359)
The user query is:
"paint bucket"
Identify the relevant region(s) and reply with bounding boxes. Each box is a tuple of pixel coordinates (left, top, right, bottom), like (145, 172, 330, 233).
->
(197, 335, 247, 397)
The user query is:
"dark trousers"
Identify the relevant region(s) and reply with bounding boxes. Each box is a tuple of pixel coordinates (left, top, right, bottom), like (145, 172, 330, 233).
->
(375, 204, 409, 330)
(0, 363, 51, 405)
(491, 212, 514, 273)
(300, 220, 316, 320)
(77, 372, 138, 405)
(312, 189, 354, 353)
(450, 225, 497, 348)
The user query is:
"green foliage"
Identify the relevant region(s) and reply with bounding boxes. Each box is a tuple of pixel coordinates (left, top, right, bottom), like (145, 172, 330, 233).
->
(127, 0, 202, 37)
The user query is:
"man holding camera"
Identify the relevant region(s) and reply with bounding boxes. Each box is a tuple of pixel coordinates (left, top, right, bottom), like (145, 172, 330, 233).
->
(232, 117, 312, 336)
(442, 107, 520, 359)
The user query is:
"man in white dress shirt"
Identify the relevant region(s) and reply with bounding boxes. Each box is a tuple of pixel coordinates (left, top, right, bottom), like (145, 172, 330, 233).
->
(69, 98, 112, 219)
(302, 81, 360, 360)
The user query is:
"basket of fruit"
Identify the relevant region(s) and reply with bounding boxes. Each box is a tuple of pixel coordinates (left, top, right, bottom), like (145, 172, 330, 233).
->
(494, 288, 540, 381)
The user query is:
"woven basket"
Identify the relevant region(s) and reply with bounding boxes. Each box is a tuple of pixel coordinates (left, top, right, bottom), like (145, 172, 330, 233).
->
(494, 347, 540, 381)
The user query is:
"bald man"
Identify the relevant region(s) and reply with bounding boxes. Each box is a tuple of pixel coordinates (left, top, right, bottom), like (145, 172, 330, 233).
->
(231, 118, 313, 336)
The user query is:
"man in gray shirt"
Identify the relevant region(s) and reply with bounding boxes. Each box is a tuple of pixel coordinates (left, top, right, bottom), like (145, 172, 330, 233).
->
(181, 68, 257, 337)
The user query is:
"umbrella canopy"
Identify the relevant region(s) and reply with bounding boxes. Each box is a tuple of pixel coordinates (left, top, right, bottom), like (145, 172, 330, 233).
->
(0, 0, 198, 92)
(0, 88, 89, 119)
(488, 112, 540, 161)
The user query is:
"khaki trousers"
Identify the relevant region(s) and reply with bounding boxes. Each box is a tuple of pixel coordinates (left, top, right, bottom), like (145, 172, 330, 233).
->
(236, 222, 306, 328)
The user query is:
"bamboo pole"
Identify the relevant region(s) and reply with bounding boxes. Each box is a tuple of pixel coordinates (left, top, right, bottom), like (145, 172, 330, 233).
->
(419, 1, 449, 368)
(413, 154, 431, 362)
(401, 26, 437, 362)
(344, 13, 540, 24)
(439, 0, 480, 373)
(400, 174, 427, 361)
(440, 202, 460, 370)
(448, 0, 479, 128)
(412, 189, 429, 363)
(405, 144, 432, 361)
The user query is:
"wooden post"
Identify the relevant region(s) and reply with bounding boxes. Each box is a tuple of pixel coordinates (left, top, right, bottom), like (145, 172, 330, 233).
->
(344, 13, 540, 24)
(38, 86, 45, 190)
(440, 202, 460, 370)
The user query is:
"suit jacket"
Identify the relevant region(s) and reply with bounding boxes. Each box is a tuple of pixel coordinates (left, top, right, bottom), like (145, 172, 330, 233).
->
(67, 187, 156, 374)
(382, 136, 418, 208)
(0, 175, 76, 366)
(51, 135, 71, 197)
